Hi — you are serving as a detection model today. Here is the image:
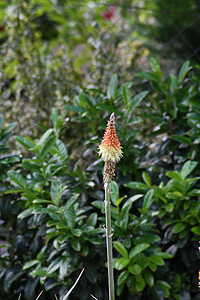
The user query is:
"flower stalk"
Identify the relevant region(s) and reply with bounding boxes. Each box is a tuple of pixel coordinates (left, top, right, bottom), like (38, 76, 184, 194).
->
(98, 113, 123, 300)
(105, 179, 115, 300)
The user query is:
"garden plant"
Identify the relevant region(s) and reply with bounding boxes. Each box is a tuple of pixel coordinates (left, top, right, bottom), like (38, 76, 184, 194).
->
(0, 58, 200, 300)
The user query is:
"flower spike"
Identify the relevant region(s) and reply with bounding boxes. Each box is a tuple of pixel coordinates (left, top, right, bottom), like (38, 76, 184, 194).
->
(98, 113, 123, 183)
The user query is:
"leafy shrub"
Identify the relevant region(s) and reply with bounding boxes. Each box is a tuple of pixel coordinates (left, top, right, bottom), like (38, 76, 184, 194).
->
(1, 59, 200, 299)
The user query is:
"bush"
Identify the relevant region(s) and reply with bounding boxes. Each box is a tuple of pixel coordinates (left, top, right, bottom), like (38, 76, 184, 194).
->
(1, 60, 200, 299)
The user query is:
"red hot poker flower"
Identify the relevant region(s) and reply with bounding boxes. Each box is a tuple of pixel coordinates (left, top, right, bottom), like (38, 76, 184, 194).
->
(99, 113, 123, 163)
(98, 113, 123, 184)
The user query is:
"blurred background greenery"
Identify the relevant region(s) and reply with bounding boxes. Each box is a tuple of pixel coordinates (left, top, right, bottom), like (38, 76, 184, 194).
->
(1, 1, 200, 299)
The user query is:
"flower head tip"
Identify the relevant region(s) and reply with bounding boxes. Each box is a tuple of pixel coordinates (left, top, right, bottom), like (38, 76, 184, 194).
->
(98, 113, 123, 163)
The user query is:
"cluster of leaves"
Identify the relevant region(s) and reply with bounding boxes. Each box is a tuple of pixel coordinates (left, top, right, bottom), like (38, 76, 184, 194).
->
(0, 0, 165, 139)
(1, 111, 174, 300)
(1, 59, 200, 300)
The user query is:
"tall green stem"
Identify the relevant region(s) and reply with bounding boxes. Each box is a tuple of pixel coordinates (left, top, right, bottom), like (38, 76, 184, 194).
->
(105, 180, 115, 300)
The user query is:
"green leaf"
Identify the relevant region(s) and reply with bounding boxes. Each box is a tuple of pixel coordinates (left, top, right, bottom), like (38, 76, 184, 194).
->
(64, 206, 76, 229)
(166, 171, 183, 182)
(150, 58, 161, 73)
(0, 156, 20, 164)
(48, 258, 62, 273)
(136, 234, 160, 243)
(180, 161, 198, 180)
(135, 274, 146, 291)
(164, 203, 174, 213)
(157, 280, 171, 298)
(16, 136, 36, 149)
(169, 74, 177, 94)
(116, 196, 126, 207)
(191, 226, 200, 236)
(178, 60, 191, 84)
(170, 135, 191, 145)
(8, 170, 27, 188)
(71, 240, 81, 251)
(122, 194, 143, 211)
(23, 260, 40, 270)
(3, 122, 17, 133)
(149, 262, 157, 272)
(18, 208, 34, 219)
(122, 85, 132, 105)
(137, 72, 160, 83)
(36, 128, 54, 147)
(51, 108, 58, 126)
(144, 269, 154, 287)
(143, 189, 154, 209)
(129, 243, 150, 259)
(113, 241, 129, 258)
(50, 179, 66, 205)
(115, 258, 130, 270)
(156, 252, 172, 259)
(107, 74, 118, 99)
(173, 222, 187, 233)
(124, 182, 149, 192)
(21, 162, 41, 173)
(71, 229, 82, 237)
(150, 255, 164, 266)
(64, 104, 85, 113)
(92, 201, 105, 211)
(117, 270, 129, 286)
(55, 140, 68, 162)
(40, 135, 57, 158)
(111, 181, 119, 206)
(87, 213, 97, 227)
(142, 172, 151, 187)
(33, 199, 53, 204)
(128, 264, 141, 275)
(126, 91, 148, 122)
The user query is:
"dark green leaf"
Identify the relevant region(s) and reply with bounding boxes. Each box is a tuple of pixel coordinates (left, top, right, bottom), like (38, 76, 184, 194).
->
(8, 170, 27, 188)
(178, 60, 191, 84)
(150, 255, 164, 266)
(144, 269, 154, 287)
(113, 241, 129, 258)
(87, 213, 97, 227)
(129, 243, 150, 259)
(143, 189, 154, 209)
(111, 181, 119, 206)
(126, 91, 148, 122)
(122, 194, 143, 211)
(135, 274, 146, 291)
(115, 258, 130, 270)
(124, 182, 149, 192)
(40, 135, 57, 158)
(71, 240, 81, 252)
(16, 136, 36, 149)
(122, 85, 132, 105)
(23, 260, 40, 270)
(142, 172, 151, 187)
(180, 161, 198, 180)
(128, 264, 141, 275)
(170, 135, 191, 145)
(136, 234, 160, 243)
(166, 171, 183, 181)
(117, 270, 129, 286)
(173, 223, 187, 234)
(191, 226, 200, 236)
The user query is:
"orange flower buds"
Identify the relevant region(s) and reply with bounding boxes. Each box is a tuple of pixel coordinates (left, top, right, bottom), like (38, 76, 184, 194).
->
(98, 113, 123, 184)
(99, 113, 123, 163)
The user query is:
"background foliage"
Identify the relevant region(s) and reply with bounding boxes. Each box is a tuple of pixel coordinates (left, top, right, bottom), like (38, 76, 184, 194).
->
(1, 0, 200, 300)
